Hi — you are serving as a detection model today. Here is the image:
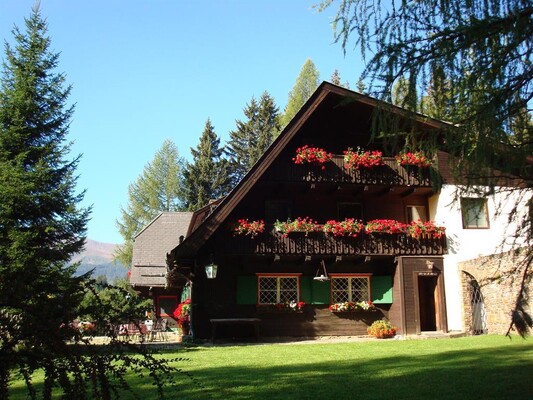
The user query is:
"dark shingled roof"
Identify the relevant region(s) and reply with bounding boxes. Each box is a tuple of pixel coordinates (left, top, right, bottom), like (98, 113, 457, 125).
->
(130, 212, 193, 287)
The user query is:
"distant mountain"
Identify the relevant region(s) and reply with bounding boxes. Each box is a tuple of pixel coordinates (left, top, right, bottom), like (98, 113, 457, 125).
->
(72, 239, 128, 283)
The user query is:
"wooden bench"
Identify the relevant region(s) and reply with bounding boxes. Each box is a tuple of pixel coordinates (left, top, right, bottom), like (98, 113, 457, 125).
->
(209, 318, 262, 343)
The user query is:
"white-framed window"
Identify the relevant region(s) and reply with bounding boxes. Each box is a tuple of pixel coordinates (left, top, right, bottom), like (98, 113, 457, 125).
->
(407, 205, 427, 222)
(461, 198, 490, 229)
(330, 275, 371, 303)
(257, 274, 300, 304)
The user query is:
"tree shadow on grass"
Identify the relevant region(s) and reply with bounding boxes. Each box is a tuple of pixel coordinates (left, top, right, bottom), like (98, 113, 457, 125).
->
(171, 344, 533, 400)
(8, 342, 533, 399)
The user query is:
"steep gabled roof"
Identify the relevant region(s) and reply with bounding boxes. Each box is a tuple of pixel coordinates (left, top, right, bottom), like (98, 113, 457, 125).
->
(168, 82, 453, 260)
(130, 211, 193, 287)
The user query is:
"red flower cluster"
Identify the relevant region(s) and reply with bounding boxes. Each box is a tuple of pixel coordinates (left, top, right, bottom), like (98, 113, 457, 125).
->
(293, 145, 332, 170)
(395, 151, 432, 168)
(173, 298, 191, 326)
(343, 148, 384, 169)
(234, 219, 265, 238)
(274, 217, 319, 237)
(322, 218, 364, 237)
(407, 220, 446, 239)
(365, 219, 407, 234)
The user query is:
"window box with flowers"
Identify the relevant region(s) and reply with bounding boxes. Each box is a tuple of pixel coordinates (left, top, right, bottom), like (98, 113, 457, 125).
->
(343, 148, 384, 170)
(365, 219, 407, 234)
(173, 298, 191, 335)
(233, 219, 265, 239)
(329, 301, 376, 313)
(407, 220, 446, 239)
(293, 145, 332, 170)
(395, 151, 432, 168)
(274, 217, 319, 237)
(257, 301, 306, 314)
(322, 218, 364, 238)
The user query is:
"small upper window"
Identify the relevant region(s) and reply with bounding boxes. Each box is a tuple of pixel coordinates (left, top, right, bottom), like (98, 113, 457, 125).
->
(407, 205, 427, 222)
(461, 198, 489, 229)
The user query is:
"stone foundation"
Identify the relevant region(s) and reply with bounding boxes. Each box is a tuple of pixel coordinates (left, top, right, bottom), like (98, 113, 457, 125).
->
(460, 249, 531, 335)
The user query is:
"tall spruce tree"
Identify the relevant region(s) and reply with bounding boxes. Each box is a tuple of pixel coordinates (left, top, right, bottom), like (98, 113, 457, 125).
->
(281, 59, 320, 127)
(0, 9, 182, 398)
(115, 139, 185, 267)
(183, 118, 231, 210)
(0, 8, 90, 392)
(226, 91, 280, 185)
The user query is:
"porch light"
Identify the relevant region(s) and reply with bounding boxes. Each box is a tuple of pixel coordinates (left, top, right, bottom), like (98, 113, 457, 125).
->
(314, 260, 330, 282)
(205, 263, 218, 279)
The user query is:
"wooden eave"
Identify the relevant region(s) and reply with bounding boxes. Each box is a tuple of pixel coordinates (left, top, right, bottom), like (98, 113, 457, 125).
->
(169, 82, 455, 261)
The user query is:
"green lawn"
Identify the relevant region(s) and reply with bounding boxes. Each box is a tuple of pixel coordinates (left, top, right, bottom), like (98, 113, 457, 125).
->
(8, 335, 533, 399)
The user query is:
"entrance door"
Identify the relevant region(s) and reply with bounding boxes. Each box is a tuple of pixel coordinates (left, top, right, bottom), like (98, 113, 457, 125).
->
(418, 275, 438, 331)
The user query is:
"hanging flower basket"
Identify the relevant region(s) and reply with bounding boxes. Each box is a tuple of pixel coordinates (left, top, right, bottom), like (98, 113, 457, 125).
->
(395, 151, 432, 168)
(233, 219, 265, 238)
(365, 219, 407, 234)
(343, 148, 384, 170)
(407, 220, 446, 239)
(293, 145, 332, 170)
(322, 218, 364, 238)
(274, 217, 319, 237)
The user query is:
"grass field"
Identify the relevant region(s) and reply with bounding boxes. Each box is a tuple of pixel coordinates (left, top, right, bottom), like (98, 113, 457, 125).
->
(8, 335, 533, 399)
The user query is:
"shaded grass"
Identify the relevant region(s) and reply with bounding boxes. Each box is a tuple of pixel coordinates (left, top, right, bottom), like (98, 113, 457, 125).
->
(8, 335, 533, 399)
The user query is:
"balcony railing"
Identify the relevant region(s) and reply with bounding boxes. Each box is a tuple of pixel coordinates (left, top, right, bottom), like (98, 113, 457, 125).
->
(221, 231, 447, 256)
(263, 156, 433, 187)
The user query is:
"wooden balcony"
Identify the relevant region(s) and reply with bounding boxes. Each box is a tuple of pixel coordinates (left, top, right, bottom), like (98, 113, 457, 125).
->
(221, 231, 447, 256)
(263, 156, 433, 187)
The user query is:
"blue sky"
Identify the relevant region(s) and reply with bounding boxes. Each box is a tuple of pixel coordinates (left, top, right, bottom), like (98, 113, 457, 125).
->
(1, 0, 364, 244)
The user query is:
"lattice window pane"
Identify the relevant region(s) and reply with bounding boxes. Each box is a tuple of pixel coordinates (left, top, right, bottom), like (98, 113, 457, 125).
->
(332, 278, 350, 303)
(279, 277, 298, 303)
(350, 277, 369, 302)
(258, 276, 299, 304)
(259, 277, 278, 304)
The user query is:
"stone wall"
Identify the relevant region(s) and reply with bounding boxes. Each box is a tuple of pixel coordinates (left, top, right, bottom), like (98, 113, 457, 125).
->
(459, 249, 532, 335)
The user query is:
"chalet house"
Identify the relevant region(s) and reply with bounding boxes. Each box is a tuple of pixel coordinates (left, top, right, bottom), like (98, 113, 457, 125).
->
(130, 211, 193, 326)
(148, 82, 530, 339)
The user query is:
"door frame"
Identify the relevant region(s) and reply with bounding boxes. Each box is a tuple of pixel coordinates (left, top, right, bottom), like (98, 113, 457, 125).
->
(413, 270, 447, 334)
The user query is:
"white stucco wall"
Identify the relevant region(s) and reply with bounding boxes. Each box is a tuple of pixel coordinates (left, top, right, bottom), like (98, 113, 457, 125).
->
(428, 185, 530, 331)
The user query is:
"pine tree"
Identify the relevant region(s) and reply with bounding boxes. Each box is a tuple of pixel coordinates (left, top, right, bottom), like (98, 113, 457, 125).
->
(0, 8, 87, 394)
(281, 59, 320, 127)
(115, 139, 185, 266)
(330, 69, 341, 85)
(183, 118, 231, 210)
(226, 91, 280, 185)
(0, 9, 181, 397)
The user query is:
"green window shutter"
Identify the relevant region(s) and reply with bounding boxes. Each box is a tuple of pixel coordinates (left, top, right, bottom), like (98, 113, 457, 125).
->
(236, 276, 257, 304)
(300, 277, 312, 303)
(311, 279, 331, 304)
(371, 276, 393, 304)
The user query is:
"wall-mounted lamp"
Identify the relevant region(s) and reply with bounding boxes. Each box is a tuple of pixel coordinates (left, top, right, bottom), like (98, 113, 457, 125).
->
(205, 262, 218, 279)
(426, 260, 434, 270)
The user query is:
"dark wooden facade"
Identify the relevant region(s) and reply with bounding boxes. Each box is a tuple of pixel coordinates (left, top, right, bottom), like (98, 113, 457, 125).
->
(168, 83, 451, 340)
